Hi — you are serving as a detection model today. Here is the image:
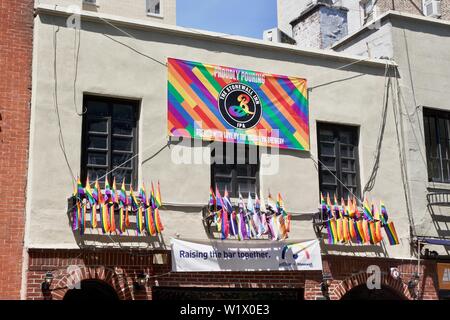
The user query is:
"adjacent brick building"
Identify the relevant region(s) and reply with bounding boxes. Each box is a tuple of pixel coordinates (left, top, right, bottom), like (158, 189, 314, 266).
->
(0, 0, 33, 299)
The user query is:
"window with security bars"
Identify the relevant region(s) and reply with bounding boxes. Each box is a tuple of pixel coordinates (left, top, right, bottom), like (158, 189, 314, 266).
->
(81, 95, 139, 187)
(317, 123, 360, 201)
(211, 143, 259, 199)
(423, 108, 450, 183)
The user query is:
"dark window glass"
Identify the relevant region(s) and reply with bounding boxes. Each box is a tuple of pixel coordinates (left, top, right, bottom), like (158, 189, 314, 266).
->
(81, 96, 139, 187)
(211, 143, 259, 198)
(423, 108, 450, 183)
(317, 123, 360, 200)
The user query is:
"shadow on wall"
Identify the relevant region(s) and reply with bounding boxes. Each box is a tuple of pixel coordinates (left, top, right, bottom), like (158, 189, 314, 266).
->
(424, 190, 450, 255)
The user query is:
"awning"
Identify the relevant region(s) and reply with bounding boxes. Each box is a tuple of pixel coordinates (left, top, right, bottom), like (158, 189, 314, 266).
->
(417, 237, 450, 246)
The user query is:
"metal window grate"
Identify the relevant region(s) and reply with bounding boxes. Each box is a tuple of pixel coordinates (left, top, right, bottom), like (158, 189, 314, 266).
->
(211, 143, 259, 198)
(424, 108, 450, 183)
(317, 123, 360, 201)
(81, 95, 139, 187)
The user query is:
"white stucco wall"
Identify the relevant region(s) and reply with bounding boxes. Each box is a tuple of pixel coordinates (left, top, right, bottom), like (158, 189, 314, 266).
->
(36, 0, 176, 25)
(334, 13, 450, 255)
(27, 7, 411, 260)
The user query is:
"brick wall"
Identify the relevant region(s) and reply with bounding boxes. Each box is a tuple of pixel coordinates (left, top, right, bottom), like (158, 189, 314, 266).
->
(26, 249, 439, 300)
(376, 0, 450, 20)
(0, 0, 33, 299)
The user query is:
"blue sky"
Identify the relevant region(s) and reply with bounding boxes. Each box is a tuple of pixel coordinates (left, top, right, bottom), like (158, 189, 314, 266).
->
(176, 0, 277, 39)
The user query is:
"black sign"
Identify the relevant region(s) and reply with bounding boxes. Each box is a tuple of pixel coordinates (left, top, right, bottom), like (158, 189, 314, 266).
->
(218, 83, 262, 129)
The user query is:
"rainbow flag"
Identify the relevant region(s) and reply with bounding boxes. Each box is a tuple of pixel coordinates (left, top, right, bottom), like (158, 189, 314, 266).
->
(109, 204, 116, 234)
(209, 186, 216, 209)
(156, 180, 162, 208)
(355, 220, 365, 244)
(342, 217, 350, 243)
(79, 203, 86, 235)
(76, 176, 85, 198)
(384, 221, 400, 245)
(326, 218, 338, 244)
(368, 221, 376, 244)
(119, 178, 127, 233)
(375, 221, 383, 243)
(348, 218, 357, 242)
(320, 193, 329, 219)
(221, 209, 229, 240)
(104, 177, 112, 203)
(136, 207, 144, 234)
(380, 201, 389, 225)
(336, 218, 344, 243)
(363, 198, 373, 221)
(362, 220, 370, 244)
(72, 201, 80, 231)
(326, 193, 332, 218)
(100, 203, 109, 234)
(139, 184, 147, 208)
(353, 197, 361, 219)
(111, 177, 118, 204)
(154, 207, 164, 233)
(341, 197, 348, 218)
(145, 207, 156, 236)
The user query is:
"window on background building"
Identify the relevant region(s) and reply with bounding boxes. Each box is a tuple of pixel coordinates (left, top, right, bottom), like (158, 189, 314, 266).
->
(317, 123, 360, 201)
(211, 143, 259, 199)
(81, 95, 139, 187)
(423, 108, 450, 183)
(361, 0, 377, 23)
(147, 0, 161, 15)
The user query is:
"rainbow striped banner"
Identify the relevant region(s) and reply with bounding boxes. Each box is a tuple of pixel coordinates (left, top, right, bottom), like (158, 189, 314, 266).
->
(168, 58, 309, 151)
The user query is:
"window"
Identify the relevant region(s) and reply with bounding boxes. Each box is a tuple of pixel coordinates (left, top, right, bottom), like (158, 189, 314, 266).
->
(147, 0, 161, 15)
(317, 123, 360, 200)
(211, 143, 259, 198)
(361, 0, 377, 23)
(423, 108, 450, 183)
(81, 95, 139, 187)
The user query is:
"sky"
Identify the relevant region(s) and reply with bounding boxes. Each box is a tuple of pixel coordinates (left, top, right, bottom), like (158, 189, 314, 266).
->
(176, 0, 278, 39)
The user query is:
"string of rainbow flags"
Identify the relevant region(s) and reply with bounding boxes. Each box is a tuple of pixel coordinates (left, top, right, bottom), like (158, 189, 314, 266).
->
(209, 187, 291, 241)
(319, 193, 400, 246)
(72, 177, 164, 236)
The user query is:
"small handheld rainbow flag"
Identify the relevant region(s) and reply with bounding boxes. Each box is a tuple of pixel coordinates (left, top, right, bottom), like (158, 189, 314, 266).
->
(154, 207, 164, 233)
(380, 201, 389, 225)
(326, 218, 338, 244)
(368, 221, 377, 244)
(355, 220, 365, 244)
(384, 221, 399, 245)
(348, 218, 357, 242)
(156, 180, 162, 208)
(362, 219, 370, 244)
(363, 198, 373, 221)
(145, 207, 156, 236)
(76, 176, 85, 199)
(336, 218, 344, 243)
(100, 203, 110, 234)
(342, 217, 350, 243)
(375, 221, 383, 243)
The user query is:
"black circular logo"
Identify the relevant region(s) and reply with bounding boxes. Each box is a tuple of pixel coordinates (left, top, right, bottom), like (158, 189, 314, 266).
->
(218, 83, 262, 129)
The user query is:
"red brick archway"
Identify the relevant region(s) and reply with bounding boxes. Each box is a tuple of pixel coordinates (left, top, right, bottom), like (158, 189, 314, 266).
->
(329, 272, 412, 300)
(47, 266, 134, 300)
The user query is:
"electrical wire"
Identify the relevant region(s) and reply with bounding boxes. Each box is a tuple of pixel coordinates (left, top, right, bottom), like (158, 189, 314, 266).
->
(362, 61, 391, 195)
(72, 26, 85, 116)
(53, 24, 76, 187)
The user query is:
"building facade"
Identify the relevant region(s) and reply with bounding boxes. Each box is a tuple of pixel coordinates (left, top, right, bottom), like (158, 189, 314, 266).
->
(333, 10, 450, 299)
(0, 0, 34, 299)
(270, 0, 450, 48)
(19, 0, 444, 300)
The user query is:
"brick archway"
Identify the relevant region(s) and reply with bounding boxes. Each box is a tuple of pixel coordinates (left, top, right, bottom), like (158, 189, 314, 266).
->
(48, 266, 134, 300)
(329, 272, 413, 300)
